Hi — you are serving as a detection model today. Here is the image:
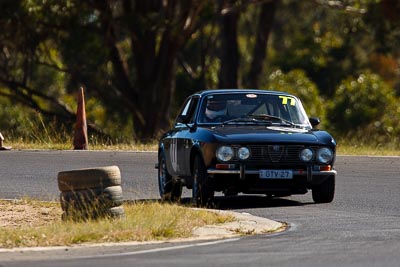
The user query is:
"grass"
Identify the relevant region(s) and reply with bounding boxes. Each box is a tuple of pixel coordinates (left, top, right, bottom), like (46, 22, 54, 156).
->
(4, 137, 158, 151)
(337, 138, 400, 156)
(337, 144, 400, 156)
(2, 117, 399, 155)
(7, 141, 159, 151)
(5, 138, 400, 156)
(0, 199, 234, 248)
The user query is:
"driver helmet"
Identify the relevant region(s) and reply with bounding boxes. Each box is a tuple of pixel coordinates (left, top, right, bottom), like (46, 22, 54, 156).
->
(205, 97, 227, 120)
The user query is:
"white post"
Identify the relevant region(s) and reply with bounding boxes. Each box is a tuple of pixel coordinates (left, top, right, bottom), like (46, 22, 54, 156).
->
(0, 132, 4, 147)
(0, 132, 11, 150)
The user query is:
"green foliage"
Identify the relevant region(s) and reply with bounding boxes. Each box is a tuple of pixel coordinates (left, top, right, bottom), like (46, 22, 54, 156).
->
(270, 1, 380, 97)
(265, 69, 326, 124)
(0, 97, 71, 144)
(0, 94, 133, 146)
(327, 72, 400, 141)
(0, 0, 399, 145)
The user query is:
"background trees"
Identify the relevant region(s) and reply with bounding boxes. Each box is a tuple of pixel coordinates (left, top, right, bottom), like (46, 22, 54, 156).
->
(0, 0, 399, 144)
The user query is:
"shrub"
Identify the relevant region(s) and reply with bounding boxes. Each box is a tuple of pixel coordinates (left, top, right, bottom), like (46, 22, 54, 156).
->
(265, 69, 326, 125)
(327, 71, 400, 141)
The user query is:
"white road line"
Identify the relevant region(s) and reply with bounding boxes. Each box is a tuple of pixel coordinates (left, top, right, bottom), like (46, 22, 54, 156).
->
(75, 238, 241, 259)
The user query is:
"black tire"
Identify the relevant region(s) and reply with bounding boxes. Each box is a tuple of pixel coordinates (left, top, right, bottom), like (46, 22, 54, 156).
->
(60, 186, 123, 210)
(108, 206, 125, 218)
(58, 166, 121, 192)
(312, 175, 335, 203)
(158, 153, 182, 202)
(102, 186, 124, 205)
(192, 154, 214, 207)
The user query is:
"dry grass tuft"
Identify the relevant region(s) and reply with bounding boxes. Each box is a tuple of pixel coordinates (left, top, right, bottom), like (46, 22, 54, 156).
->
(0, 200, 233, 248)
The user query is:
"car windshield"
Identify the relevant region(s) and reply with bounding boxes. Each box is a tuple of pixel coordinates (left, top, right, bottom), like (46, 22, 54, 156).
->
(197, 92, 311, 128)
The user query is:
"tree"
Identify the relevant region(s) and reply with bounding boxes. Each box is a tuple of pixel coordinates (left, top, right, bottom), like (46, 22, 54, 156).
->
(217, 0, 278, 89)
(84, 0, 213, 141)
(1, 0, 399, 143)
(0, 0, 216, 141)
(218, 0, 240, 88)
(245, 0, 278, 88)
(0, 0, 75, 123)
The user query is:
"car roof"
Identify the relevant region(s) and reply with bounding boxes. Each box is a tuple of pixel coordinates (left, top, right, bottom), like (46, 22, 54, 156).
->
(193, 89, 294, 98)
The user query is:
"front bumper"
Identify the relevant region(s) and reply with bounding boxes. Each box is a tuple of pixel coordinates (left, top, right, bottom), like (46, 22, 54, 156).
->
(207, 165, 336, 185)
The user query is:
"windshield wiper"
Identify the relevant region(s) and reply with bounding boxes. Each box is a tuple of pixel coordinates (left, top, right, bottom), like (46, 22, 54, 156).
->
(222, 117, 264, 125)
(222, 114, 299, 127)
(247, 114, 297, 127)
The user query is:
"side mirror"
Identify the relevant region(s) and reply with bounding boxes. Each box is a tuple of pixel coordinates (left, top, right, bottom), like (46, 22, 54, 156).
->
(309, 117, 321, 128)
(175, 115, 197, 131)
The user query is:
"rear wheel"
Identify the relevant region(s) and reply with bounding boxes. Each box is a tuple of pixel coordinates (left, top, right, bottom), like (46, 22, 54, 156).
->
(192, 154, 214, 207)
(158, 153, 182, 202)
(312, 175, 335, 203)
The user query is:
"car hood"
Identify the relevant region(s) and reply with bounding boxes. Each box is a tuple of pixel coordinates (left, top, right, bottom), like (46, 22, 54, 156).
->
(205, 125, 328, 144)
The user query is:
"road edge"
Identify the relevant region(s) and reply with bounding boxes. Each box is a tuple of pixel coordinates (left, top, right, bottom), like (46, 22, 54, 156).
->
(0, 209, 285, 254)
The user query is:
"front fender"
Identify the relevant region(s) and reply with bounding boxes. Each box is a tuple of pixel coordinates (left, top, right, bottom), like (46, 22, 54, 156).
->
(313, 130, 337, 146)
(188, 138, 217, 169)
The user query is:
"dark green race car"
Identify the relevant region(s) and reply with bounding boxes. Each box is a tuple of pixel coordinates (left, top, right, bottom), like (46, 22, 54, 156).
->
(157, 89, 337, 206)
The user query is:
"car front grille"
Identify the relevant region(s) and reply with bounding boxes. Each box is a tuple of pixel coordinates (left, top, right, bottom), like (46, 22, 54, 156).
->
(232, 144, 320, 164)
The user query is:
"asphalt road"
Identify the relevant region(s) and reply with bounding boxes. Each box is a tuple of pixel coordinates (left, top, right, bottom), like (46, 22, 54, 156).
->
(1, 151, 400, 267)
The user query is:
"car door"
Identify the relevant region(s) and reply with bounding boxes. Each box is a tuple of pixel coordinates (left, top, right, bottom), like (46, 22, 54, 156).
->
(180, 96, 199, 176)
(165, 96, 199, 176)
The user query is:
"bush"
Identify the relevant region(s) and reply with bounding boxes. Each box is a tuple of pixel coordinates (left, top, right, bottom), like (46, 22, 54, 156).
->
(265, 69, 326, 124)
(327, 72, 400, 141)
(0, 96, 70, 144)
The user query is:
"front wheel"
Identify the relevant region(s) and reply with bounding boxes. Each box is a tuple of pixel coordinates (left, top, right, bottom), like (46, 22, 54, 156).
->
(158, 153, 182, 202)
(192, 154, 214, 207)
(312, 175, 335, 203)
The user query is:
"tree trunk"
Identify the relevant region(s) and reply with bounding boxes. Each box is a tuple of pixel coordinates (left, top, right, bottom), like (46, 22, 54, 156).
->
(246, 0, 278, 89)
(218, 0, 240, 89)
(132, 37, 177, 141)
(128, 0, 203, 141)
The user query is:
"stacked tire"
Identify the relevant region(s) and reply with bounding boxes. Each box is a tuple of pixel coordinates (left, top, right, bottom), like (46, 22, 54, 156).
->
(57, 166, 125, 221)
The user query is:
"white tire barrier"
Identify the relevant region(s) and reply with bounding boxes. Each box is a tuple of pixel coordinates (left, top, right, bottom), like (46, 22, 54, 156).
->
(57, 166, 125, 220)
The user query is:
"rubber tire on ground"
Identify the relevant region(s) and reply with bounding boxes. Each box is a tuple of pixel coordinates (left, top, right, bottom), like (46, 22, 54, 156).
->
(60, 186, 123, 210)
(192, 154, 214, 207)
(312, 175, 335, 203)
(58, 166, 121, 192)
(108, 206, 125, 218)
(158, 153, 182, 202)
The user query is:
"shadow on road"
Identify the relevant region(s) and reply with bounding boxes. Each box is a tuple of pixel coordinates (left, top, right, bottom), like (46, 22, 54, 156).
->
(128, 195, 313, 210)
(214, 195, 312, 210)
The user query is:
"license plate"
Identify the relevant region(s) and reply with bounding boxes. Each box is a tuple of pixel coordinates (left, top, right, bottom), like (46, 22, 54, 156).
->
(259, 170, 293, 179)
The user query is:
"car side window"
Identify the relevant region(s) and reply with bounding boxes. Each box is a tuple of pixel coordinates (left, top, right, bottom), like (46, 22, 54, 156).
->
(186, 97, 199, 123)
(176, 96, 199, 124)
(181, 98, 192, 116)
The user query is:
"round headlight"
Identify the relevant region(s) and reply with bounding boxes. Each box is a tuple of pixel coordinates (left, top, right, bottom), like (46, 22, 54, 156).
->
(317, 147, 333, 164)
(216, 146, 234, 162)
(300, 148, 313, 162)
(238, 147, 250, 160)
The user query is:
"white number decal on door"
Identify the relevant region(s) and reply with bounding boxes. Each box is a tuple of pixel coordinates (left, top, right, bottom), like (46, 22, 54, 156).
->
(170, 138, 178, 172)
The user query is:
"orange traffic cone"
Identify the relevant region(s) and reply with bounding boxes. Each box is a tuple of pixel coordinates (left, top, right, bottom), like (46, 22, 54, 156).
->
(0, 132, 11, 150)
(73, 87, 88, 150)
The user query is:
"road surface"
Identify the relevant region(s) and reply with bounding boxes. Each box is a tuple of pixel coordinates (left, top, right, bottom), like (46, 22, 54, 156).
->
(0, 151, 399, 267)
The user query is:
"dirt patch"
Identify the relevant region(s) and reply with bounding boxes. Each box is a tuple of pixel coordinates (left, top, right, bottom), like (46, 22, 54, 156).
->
(0, 200, 62, 228)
